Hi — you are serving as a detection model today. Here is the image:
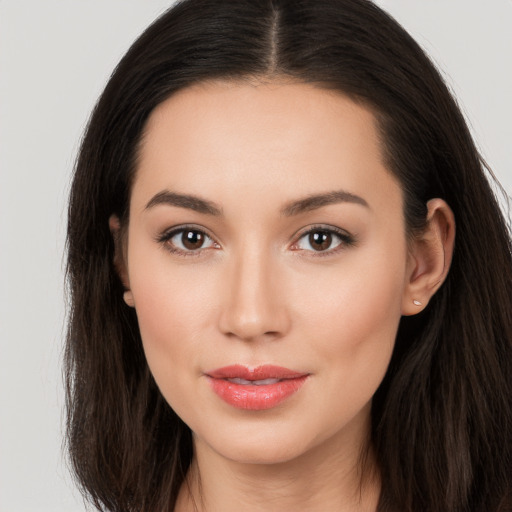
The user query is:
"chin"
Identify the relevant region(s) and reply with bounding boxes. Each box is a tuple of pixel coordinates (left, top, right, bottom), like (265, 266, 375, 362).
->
(193, 421, 333, 467)
(221, 442, 310, 466)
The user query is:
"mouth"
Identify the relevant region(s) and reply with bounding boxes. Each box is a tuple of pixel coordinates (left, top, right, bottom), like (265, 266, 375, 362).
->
(224, 377, 282, 386)
(205, 364, 309, 410)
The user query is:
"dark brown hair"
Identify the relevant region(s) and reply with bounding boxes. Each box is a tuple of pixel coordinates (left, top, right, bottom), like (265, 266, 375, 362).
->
(65, 1, 512, 510)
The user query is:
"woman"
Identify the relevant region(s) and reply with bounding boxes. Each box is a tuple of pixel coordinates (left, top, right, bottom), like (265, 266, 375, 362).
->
(65, 0, 512, 510)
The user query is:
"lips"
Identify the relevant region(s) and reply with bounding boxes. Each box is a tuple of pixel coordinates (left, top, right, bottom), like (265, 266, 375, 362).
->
(206, 364, 309, 410)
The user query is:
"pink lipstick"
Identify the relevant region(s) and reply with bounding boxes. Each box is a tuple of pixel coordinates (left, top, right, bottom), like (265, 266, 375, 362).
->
(206, 365, 309, 410)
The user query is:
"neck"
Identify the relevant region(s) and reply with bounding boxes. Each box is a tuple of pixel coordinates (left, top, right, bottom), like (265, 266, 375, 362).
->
(174, 413, 380, 512)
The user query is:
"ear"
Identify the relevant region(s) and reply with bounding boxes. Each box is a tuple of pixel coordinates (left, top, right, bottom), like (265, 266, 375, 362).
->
(402, 198, 455, 316)
(109, 214, 135, 308)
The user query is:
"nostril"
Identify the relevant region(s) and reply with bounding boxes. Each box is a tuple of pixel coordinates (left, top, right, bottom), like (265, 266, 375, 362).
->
(219, 312, 290, 342)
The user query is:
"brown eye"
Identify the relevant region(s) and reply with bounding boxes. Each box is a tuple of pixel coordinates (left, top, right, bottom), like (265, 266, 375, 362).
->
(182, 230, 205, 250)
(308, 231, 333, 251)
(164, 228, 217, 253)
(293, 227, 353, 254)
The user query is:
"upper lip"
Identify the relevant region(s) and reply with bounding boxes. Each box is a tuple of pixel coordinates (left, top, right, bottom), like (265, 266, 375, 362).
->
(206, 364, 308, 380)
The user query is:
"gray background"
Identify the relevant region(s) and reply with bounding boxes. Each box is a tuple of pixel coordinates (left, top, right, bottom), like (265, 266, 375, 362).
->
(1, 1, 510, 510)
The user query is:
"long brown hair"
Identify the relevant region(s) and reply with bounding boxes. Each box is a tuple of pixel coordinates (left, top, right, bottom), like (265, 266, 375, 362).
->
(65, 1, 512, 510)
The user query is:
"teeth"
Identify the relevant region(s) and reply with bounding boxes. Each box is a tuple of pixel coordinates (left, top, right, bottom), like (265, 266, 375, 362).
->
(227, 378, 252, 385)
(227, 378, 280, 386)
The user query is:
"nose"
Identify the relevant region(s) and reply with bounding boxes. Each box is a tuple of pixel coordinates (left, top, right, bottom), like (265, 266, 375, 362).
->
(218, 248, 291, 342)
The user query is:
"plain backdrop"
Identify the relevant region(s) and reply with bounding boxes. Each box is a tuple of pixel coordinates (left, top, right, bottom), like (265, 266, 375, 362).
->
(0, 1, 510, 511)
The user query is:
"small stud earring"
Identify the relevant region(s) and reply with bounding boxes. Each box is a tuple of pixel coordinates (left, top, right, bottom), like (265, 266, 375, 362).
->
(123, 290, 135, 307)
(413, 299, 422, 306)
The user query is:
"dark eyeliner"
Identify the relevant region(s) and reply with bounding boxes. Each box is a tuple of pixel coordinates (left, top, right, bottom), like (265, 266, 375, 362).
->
(155, 224, 205, 243)
(155, 224, 217, 256)
(292, 224, 357, 255)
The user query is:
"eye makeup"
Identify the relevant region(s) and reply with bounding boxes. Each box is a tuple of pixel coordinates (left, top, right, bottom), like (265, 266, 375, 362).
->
(156, 224, 220, 257)
(290, 224, 357, 256)
(155, 222, 357, 258)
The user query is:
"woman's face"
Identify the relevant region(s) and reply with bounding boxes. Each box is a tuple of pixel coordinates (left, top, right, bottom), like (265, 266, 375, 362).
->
(123, 80, 412, 465)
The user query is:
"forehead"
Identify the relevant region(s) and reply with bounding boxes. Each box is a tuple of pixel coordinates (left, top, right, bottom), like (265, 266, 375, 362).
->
(132, 80, 402, 216)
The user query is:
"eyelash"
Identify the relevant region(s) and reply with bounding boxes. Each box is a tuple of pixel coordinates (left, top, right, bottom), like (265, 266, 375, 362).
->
(156, 224, 219, 257)
(290, 225, 356, 256)
(156, 224, 356, 257)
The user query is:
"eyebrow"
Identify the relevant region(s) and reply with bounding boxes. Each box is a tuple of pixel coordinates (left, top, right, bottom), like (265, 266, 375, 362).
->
(144, 188, 368, 217)
(281, 190, 369, 216)
(145, 190, 223, 216)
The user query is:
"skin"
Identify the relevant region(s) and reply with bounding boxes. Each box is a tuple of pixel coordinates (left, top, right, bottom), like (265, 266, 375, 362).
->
(111, 80, 455, 511)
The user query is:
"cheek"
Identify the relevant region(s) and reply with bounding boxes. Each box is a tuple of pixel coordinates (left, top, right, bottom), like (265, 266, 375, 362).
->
(290, 243, 406, 390)
(126, 244, 221, 397)
(295, 253, 404, 343)
(286, 263, 403, 437)
(129, 267, 222, 426)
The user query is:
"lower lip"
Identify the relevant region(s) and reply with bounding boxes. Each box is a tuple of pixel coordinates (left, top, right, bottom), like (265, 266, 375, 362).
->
(208, 376, 308, 410)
